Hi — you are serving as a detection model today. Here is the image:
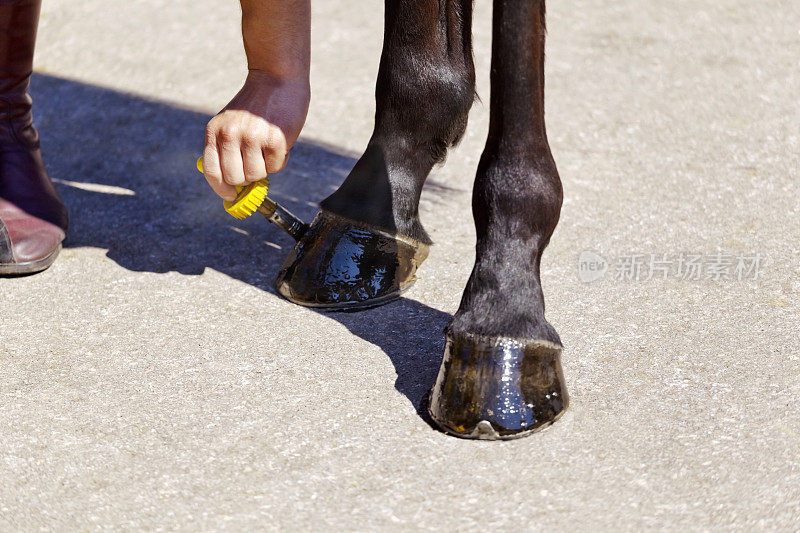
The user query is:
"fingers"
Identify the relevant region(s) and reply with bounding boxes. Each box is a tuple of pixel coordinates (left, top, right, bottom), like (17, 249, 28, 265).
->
(217, 126, 246, 188)
(263, 129, 289, 174)
(203, 110, 292, 200)
(202, 129, 238, 201)
(241, 141, 268, 183)
(279, 151, 290, 172)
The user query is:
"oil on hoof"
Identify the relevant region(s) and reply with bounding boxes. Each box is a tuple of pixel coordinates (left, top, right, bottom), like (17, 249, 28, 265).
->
(428, 333, 568, 440)
(274, 210, 430, 311)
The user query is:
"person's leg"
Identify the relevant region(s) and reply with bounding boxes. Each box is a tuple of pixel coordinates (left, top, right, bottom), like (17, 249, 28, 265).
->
(275, 0, 475, 309)
(428, 0, 569, 439)
(1, 0, 68, 275)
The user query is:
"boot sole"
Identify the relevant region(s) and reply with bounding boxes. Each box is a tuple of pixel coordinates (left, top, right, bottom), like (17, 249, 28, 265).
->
(0, 244, 61, 276)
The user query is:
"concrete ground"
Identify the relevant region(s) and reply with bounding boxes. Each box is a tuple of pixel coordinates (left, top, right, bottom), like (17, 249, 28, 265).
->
(2, 0, 799, 529)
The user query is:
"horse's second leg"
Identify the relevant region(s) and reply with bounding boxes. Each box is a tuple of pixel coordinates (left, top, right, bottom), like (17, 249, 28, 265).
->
(428, 0, 568, 439)
(276, 0, 475, 309)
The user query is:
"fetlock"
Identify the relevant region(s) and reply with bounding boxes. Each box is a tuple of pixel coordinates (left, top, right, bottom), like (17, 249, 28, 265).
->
(446, 251, 562, 345)
(320, 140, 432, 244)
(321, 61, 474, 243)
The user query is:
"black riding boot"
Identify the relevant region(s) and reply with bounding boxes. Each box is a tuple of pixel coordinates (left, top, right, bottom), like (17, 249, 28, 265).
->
(1, 0, 68, 275)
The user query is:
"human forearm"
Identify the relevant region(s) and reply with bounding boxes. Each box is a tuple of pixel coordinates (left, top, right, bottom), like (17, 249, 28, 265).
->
(241, 0, 311, 82)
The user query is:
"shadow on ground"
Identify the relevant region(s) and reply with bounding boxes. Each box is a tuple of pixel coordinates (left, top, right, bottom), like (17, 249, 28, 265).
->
(29, 73, 452, 412)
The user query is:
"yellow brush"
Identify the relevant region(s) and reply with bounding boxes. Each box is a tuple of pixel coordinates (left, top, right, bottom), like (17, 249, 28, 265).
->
(197, 156, 308, 240)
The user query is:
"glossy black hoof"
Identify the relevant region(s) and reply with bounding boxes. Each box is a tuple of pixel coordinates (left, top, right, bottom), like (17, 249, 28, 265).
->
(428, 333, 568, 440)
(274, 210, 430, 311)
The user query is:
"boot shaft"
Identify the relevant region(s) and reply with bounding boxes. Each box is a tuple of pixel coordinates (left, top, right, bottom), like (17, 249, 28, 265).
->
(0, 0, 41, 120)
(0, 0, 41, 144)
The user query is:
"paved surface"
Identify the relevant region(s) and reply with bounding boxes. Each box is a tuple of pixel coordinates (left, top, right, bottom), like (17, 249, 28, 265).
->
(2, 0, 799, 529)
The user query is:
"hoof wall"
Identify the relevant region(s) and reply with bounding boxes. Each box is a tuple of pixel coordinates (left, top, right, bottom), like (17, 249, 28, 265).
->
(428, 333, 569, 440)
(274, 210, 429, 311)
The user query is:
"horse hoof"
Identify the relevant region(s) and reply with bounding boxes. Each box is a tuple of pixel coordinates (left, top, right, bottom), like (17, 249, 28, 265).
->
(428, 333, 569, 440)
(274, 210, 430, 311)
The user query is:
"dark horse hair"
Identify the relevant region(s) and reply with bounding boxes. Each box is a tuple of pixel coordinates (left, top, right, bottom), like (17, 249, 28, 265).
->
(323, 0, 561, 342)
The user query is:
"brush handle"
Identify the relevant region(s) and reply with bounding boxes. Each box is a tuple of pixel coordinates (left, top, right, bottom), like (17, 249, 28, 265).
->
(258, 198, 308, 241)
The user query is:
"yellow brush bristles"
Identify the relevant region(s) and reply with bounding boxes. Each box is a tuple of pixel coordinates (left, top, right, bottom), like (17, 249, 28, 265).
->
(196, 156, 269, 219)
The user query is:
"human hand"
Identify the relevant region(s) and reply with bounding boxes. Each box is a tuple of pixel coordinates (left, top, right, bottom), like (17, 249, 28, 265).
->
(202, 70, 310, 201)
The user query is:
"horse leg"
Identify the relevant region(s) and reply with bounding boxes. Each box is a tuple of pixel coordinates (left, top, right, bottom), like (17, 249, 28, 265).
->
(275, 0, 475, 309)
(428, 0, 569, 439)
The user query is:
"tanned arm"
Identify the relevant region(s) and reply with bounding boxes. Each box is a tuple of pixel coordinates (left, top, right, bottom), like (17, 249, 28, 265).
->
(203, 0, 311, 201)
